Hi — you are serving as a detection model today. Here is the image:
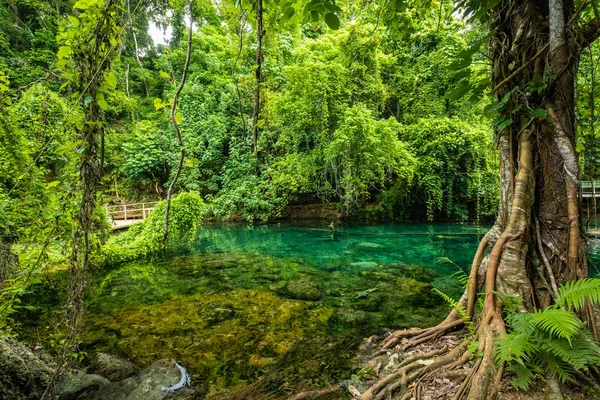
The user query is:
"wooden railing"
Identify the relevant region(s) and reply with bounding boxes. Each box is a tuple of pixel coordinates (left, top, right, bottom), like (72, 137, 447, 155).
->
(582, 181, 600, 198)
(105, 202, 158, 222)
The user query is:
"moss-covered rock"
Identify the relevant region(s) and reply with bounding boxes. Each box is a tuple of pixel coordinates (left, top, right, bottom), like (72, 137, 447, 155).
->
(0, 337, 54, 400)
(328, 308, 372, 330)
(277, 279, 324, 301)
(90, 353, 139, 382)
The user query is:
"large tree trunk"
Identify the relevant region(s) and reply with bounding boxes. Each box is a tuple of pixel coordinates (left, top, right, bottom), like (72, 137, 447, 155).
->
(462, 0, 592, 396)
(350, 1, 600, 400)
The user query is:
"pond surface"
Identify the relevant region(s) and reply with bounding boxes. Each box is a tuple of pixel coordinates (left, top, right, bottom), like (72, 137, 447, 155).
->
(24, 222, 492, 398)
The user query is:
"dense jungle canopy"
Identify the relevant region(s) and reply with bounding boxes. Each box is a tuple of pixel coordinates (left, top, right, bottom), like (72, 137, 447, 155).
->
(5, 0, 600, 399)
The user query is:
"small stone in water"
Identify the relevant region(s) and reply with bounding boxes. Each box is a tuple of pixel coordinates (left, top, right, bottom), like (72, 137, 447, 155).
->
(348, 385, 361, 397)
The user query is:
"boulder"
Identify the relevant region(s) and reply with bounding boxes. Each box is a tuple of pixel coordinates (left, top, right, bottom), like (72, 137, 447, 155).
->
(278, 279, 323, 301)
(90, 359, 199, 400)
(0, 336, 54, 400)
(123, 359, 194, 400)
(89, 353, 139, 382)
(328, 308, 371, 329)
(58, 370, 110, 400)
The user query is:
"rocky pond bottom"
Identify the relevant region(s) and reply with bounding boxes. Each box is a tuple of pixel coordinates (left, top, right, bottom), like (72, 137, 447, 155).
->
(17, 222, 493, 398)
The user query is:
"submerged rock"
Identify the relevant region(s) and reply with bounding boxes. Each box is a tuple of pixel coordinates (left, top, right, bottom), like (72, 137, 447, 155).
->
(278, 279, 324, 301)
(349, 261, 378, 269)
(352, 242, 384, 251)
(328, 308, 372, 329)
(203, 306, 236, 326)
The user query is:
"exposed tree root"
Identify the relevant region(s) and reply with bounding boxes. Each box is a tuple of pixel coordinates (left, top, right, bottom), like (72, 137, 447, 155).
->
(378, 319, 464, 354)
(288, 385, 343, 400)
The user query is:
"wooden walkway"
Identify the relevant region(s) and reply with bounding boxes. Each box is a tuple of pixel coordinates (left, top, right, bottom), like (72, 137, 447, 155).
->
(582, 181, 600, 198)
(105, 202, 157, 230)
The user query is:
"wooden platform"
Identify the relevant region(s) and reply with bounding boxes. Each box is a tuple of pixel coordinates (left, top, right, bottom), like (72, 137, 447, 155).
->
(111, 219, 144, 230)
(106, 202, 157, 230)
(582, 181, 600, 198)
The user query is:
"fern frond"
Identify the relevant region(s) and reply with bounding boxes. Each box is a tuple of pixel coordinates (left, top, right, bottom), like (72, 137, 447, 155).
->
(506, 361, 536, 390)
(541, 331, 600, 370)
(556, 278, 600, 311)
(432, 288, 474, 336)
(495, 333, 539, 364)
(531, 308, 581, 341)
(506, 312, 536, 335)
(544, 353, 578, 384)
(450, 270, 469, 286)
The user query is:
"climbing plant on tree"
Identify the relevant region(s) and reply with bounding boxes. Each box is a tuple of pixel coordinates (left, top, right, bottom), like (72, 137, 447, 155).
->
(41, 0, 123, 396)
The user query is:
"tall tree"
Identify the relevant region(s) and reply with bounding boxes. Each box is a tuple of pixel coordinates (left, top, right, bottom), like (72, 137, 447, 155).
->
(251, 0, 264, 154)
(163, 0, 193, 244)
(356, 1, 600, 399)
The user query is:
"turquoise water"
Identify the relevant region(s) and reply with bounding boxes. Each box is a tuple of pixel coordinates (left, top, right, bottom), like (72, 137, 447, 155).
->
(194, 221, 487, 270)
(23, 222, 491, 397)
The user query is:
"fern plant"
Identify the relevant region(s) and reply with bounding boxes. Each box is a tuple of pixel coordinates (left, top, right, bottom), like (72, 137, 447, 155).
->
(432, 287, 475, 337)
(496, 278, 600, 390)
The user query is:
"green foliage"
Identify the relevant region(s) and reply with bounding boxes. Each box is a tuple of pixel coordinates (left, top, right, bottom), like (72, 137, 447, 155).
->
(326, 106, 415, 213)
(556, 278, 600, 312)
(496, 278, 600, 390)
(102, 192, 206, 265)
(396, 117, 498, 220)
(120, 120, 170, 188)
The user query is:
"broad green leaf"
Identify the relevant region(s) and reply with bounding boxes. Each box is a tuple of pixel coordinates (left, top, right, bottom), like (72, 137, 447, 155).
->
(530, 108, 547, 118)
(68, 15, 80, 27)
(97, 97, 108, 110)
(448, 57, 472, 71)
(57, 46, 72, 60)
(445, 82, 470, 101)
(154, 98, 167, 111)
(174, 111, 183, 124)
(45, 181, 60, 189)
(160, 71, 171, 79)
(324, 13, 340, 30)
(497, 118, 513, 132)
(284, 6, 295, 19)
(105, 72, 117, 89)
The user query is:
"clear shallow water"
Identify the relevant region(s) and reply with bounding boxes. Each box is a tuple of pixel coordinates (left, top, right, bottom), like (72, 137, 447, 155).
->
(23, 222, 492, 397)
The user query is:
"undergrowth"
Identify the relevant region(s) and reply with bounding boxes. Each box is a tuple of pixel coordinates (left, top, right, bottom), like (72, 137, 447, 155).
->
(100, 191, 205, 266)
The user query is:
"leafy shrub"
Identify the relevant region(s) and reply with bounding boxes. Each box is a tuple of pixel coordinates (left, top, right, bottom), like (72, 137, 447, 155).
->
(101, 192, 205, 266)
(496, 279, 600, 389)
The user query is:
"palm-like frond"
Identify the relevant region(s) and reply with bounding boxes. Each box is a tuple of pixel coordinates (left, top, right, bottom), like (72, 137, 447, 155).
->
(506, 362, 536, 390)
(541, 331, 600, 370)
(556, 278, 600, 311)
(531, 308, 581, 341)
(495, 333, 539, 363)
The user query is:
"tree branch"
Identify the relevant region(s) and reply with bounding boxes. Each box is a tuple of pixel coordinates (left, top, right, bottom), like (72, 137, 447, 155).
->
(577, 18, 600, 48)
(163, 0, 193, 244)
